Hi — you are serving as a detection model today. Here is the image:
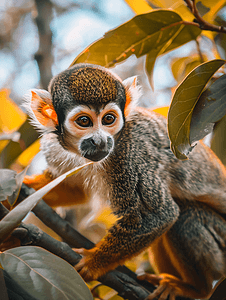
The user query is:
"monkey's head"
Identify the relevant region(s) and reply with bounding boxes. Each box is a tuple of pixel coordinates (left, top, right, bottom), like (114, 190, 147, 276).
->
(24, 64, 140, 162)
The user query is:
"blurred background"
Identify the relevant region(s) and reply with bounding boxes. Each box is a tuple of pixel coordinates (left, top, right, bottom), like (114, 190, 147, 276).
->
(1, 0, 221, 109)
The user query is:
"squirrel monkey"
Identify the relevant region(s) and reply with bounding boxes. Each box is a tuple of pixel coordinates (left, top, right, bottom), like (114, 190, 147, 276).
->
(23, 63, 226, 300)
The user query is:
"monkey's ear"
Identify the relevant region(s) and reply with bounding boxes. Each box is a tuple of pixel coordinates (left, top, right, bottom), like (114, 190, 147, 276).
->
(23, 89, 58, 132)
(122, 76, 141, 119)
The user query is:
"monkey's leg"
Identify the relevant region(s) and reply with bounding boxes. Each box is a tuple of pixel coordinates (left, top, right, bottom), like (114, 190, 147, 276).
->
(140, 204, 226, 300)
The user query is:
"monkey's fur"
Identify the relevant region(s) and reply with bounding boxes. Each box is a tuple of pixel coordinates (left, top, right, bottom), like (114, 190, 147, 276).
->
(24, 64, 226, 300)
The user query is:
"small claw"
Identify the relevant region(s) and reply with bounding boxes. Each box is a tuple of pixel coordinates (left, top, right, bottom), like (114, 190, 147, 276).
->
(146, 285, 166, 300)
(73, 248, 86, 255)
(137, 272, 163, 286)
(159, 286, 173, 300)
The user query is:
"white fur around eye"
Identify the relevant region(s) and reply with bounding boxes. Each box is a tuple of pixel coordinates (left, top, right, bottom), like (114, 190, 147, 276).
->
(64, 105, 92, 133)
(102, 103, 124, 133)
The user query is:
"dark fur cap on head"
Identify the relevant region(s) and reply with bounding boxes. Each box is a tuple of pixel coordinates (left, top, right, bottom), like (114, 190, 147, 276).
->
(49, 64, 126, 127)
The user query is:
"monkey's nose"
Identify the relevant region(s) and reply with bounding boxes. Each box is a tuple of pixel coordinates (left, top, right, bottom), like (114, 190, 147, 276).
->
(90, 138, 105, 150)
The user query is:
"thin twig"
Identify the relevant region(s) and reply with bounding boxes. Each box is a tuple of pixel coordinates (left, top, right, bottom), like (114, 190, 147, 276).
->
(184, 0, 226, 33)
(195, 38, 205, 63)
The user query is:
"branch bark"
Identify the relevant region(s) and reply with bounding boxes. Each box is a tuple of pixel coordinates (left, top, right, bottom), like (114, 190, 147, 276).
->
(34, 0, 53, 89)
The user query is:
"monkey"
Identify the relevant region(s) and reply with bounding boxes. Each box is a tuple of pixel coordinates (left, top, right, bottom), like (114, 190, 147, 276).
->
(23, 63, 226, 300)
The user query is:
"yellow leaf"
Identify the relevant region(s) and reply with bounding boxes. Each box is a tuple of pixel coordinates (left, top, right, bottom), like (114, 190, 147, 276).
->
(152, 106, 169, 118)
(147, 0, 194, 21)
(124, 0, 152, 14)
(0, 89, 26, 131)
(16, 140, 41, 167)
(0, 89, 26, 152)
(170, 2, 194, 21)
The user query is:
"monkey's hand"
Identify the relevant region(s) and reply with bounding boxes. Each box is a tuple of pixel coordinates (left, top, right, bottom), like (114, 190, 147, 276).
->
(24, 171, 87, 207)
(23, 171, 53, 190)
(73, 247, 105, 281)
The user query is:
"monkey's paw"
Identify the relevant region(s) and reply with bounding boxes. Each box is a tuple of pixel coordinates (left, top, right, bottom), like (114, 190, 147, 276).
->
(137, 273, 183, 300)
(73, 248, 98, 282)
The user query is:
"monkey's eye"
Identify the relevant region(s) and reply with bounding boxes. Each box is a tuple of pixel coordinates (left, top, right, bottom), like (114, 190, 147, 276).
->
(102, 114, 116, 126)
(75, 116, 93, 127)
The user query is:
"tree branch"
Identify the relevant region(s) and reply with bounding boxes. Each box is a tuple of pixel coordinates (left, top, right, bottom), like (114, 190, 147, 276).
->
(184, 0, 226, 33)
(0, 209, 152, 300)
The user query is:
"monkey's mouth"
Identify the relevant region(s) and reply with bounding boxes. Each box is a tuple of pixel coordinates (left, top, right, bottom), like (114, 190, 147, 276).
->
(84, 150, 109, 162)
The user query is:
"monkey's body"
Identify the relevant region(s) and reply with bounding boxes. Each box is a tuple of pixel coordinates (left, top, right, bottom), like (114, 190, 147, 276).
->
(24, 64, 226, 299)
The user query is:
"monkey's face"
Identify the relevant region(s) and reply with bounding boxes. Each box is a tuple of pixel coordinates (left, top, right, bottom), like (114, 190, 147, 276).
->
(25, 64, 138, 163)
(62, 102, 124, 162)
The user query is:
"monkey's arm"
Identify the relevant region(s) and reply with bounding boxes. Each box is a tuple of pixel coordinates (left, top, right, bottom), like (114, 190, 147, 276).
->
(74, 175, 179, 281)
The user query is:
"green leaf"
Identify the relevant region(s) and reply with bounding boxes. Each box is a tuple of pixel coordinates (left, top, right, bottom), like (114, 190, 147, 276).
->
(146, 24, 201, 88)
(71, 10, 201, 68)
(171, 56, 205, 82)
(0, 167, 28, 205)
(0, 169, 17, 202)
(0, 162, 93, 243)
(0, 167, 29, 205)
(7, 166, 29, 206)
(168, 59, 225, 160)
(162, 24, 201, 54)
(3, 269, 37, 300)
(171, 56, 190, 81)
(190, 74, 226, 144)
(0, 119, 39, 168)
(0, 246, 93, 300)
(211, 115, 226, 165)
(145, 24, 184, 89)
